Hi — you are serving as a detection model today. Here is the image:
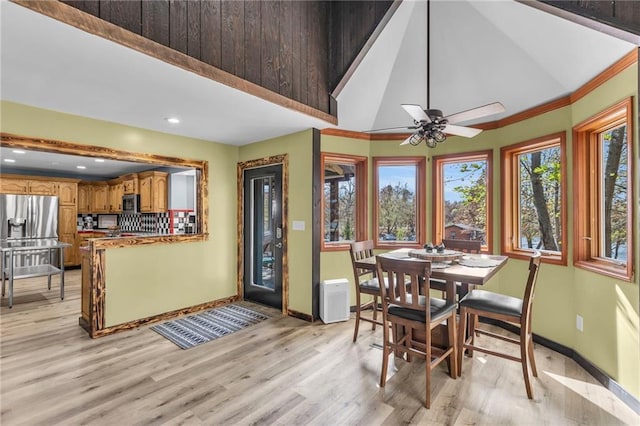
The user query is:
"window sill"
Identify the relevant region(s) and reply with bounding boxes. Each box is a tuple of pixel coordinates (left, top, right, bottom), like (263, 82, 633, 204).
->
(574, 259, 633, 282)
(503, 248, 566, 266)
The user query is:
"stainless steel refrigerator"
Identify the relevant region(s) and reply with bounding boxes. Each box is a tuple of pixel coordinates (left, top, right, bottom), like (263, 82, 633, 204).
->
(0, 194, 59, 266)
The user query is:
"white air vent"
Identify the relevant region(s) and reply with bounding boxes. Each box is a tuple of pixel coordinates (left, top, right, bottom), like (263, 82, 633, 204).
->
(320, 279, 350, 324)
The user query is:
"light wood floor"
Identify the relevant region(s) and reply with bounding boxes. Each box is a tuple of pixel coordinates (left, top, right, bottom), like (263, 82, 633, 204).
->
(1, 271, 638, 425)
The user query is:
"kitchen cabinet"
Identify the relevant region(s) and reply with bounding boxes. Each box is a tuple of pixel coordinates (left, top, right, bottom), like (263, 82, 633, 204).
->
(77, 183, 92, 213)
(122, 174, 139, 195)
(108, 179, 124, 213)
(138, 171, 168, 213)
(59, 204, 78, 266)
(0, 176, 56, 195)
(91, 183, 109, 213)
(57, 181, 78, 267)
(57, 181, 77, 205)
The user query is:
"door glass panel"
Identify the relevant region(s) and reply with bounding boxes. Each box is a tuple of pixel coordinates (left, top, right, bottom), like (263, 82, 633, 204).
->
(251, 176, 275, 290)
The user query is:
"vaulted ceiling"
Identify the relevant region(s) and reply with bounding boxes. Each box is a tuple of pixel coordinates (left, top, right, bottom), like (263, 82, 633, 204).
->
(1, 1, 638, 147)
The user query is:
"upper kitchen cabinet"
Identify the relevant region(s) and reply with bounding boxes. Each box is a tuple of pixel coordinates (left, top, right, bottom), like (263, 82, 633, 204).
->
(122, 174, 139, 195)
(57, 181, 77, 205)
(108, 179, 124, 213)
(91, 183, 109, 213)
(139, 171, 168, 213)
(0, 176, 56, 195)
(77, 183, 92, 214)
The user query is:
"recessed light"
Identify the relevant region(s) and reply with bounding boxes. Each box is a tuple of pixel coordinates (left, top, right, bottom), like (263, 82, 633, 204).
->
(4, 158, 16, 163)
(94, 159, 105, 163)
(76, 165, 87, 169)
(12, 150, 25, 154)
(165, 117, 180, 124)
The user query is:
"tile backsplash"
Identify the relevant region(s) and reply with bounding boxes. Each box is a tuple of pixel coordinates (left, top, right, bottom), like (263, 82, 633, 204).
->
(78, 212, 170, 234)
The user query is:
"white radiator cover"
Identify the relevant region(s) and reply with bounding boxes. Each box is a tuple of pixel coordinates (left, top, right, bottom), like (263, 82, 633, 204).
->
(320, 278, 350, 324)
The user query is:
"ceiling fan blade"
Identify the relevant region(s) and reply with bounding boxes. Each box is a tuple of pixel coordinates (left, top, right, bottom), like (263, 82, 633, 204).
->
(399, 134, 415, 145)
(401, 104, 431, 123)
(444, 102, 505, 124)
(444, 124, 483, 138)
(364, 125, 418, 133)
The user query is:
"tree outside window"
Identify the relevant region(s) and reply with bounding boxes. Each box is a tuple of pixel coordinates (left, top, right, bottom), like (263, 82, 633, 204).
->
(321, 153, 367, 251)
(433, 151, 492, 250)
(501, 133, 567, 264)
(573, 98, 633, 281)
(373, 157, 425, 248)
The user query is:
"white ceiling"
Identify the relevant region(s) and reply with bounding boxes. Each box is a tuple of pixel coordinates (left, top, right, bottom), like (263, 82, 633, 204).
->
(0, 0, 637, 173)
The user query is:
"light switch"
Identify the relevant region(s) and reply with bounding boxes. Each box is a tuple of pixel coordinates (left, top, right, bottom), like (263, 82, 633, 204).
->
(292, 221, 305, 231)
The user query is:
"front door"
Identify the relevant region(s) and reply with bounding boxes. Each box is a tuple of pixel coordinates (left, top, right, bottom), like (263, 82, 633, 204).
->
(243, 165, 283, 310)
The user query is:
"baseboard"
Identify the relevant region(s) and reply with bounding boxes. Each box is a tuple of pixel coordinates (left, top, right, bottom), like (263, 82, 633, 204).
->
(288, 309, 313, 322)
(481, 318, 640, 414)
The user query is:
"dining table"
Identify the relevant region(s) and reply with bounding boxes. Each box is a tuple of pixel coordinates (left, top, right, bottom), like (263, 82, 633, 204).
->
(354, 247, 509, 305)
(354, 247, 509, 364)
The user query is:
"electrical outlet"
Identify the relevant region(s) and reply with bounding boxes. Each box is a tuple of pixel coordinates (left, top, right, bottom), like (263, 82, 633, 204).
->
(576, 315, 584, 332)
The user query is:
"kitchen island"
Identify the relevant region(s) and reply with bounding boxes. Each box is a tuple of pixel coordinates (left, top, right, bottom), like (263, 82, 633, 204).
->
(1, 238, 71, 308)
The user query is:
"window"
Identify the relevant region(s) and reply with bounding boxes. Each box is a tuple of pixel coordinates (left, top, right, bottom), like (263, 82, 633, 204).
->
(433, 151, 492, 251)
(501, 132, 567, 264)
(321, 153, 367, 251)
(373, 157, 425, 248)
(573, 98, 633, 281)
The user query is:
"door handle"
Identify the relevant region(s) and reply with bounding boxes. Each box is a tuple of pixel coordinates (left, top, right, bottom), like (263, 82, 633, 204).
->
(275, 242, 283, 249)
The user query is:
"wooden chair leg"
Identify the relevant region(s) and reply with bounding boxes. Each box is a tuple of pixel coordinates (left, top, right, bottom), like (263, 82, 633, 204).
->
(521, 329, 534, 399)
(353, 291, 362, 343)
(467, 313, 477, 357)
(379, 317, 390, 388)
(425, 325, 432, 408)
(371, 295, 378, 331)
(527, 330, 538, 377)
(448, 315, 458, 379)
(457, 307, 467, 377)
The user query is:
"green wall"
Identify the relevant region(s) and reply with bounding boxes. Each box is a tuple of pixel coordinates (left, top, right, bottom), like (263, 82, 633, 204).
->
(238, 129, 315, 315)
(319, 65, 639, 399)
(1, 101, 240, 326)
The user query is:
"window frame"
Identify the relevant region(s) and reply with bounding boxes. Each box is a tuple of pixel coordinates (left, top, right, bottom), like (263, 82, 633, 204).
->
(572, 97, 634, 281)
(373, 156, 426, 249)
(320, 152, 368, 252)
(500, 132, 567, 265)
(432, 150, 493, 253)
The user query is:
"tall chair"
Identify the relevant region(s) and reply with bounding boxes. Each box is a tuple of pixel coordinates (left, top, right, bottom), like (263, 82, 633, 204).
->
(457, 251, 542, 399)
(430, 239, 482, 298)
(349, 240, 383, 342)
(376, 255, 458, 408)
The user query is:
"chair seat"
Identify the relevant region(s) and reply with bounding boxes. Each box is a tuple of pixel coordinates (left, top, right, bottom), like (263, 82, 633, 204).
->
(389, 296, 457, 323)
(359, 277, 381, 293)
(459, 289, 522, 318)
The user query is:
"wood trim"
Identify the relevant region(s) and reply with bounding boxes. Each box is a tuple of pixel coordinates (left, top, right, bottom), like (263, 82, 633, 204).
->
(287, 308, 314, 322)
(237, 154, 289, 316)
(0, 173, 80, 183)
(571, 50, 638, 104)
(311, 129, 321, 320)
(11, 0, 337, 125)
(320, 152, 368, 252)
(431, 150, 494, 252)
(323, 50, 637, 138)
(1, 132, 209, 238)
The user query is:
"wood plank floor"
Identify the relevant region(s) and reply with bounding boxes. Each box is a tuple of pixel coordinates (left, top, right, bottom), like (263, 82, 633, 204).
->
(1, 271, 638, 425)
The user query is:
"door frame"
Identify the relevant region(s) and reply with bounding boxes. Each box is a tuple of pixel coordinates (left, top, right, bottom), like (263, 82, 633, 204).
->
(237, 154, 288, 315)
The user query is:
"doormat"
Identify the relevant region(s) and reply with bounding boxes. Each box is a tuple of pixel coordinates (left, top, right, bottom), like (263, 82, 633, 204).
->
(151, 303, 273, 350)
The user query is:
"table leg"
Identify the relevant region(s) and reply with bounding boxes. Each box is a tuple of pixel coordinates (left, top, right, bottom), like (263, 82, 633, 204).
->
(48, 248, 52, 290)
(60, 247, 65, 300)
(1, 251, 5, 298)
(8, 250, 14, 308)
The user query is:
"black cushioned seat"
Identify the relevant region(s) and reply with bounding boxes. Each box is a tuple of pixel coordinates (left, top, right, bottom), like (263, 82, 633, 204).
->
(458, 289, 523, 318)
(388, 296, 456, 323)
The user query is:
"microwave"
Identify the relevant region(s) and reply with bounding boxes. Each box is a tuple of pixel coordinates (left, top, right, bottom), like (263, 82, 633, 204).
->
(122, 194, 140, 214)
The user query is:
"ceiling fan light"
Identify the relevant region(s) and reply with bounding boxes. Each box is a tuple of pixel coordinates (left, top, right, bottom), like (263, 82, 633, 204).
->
(434, 130, 446, 143)
(426, 138, 437, 148)
(409, 133, 424, 146)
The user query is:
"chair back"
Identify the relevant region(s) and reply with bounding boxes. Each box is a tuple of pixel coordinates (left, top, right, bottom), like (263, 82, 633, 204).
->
(375, 255, 432, 318)
(441, 239, 481, 253)
(350, 240, 375, 281)
(521, 251, 542, 324)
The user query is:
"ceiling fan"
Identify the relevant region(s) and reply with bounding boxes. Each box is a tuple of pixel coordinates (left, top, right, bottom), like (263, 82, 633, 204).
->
(366, 0, 505, 148)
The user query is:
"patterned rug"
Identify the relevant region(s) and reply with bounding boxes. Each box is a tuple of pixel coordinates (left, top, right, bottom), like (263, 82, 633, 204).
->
(151, 303, 273, 349)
